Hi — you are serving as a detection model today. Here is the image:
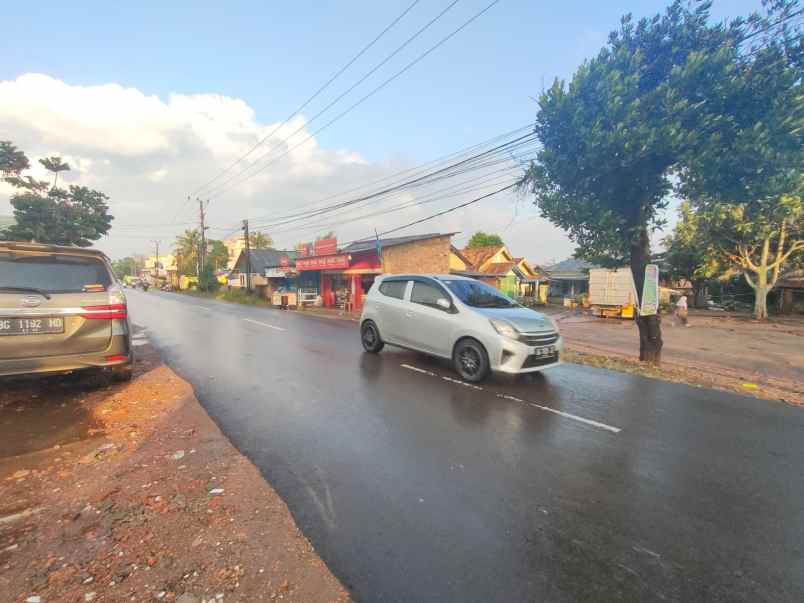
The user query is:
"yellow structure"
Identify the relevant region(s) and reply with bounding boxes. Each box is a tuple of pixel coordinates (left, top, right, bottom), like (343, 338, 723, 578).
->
(458, 244, 545, 297)
(223, 236, 247, 270)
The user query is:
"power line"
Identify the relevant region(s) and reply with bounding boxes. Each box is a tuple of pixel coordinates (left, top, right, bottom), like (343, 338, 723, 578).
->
(343, 182, 517, 246)
(236, 131, 536, 232)
(189, 0, 423, 199)
(204, 0, 502, 202)
(215, 123, 534, 231)
(266, 174, 522, 242)
(199, 0, 462, 203)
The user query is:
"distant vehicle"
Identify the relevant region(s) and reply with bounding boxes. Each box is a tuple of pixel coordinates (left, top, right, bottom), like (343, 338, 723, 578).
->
(360, 274, 561, 382)
(588, 268, 636, 319)
(0, 241, 133, 381)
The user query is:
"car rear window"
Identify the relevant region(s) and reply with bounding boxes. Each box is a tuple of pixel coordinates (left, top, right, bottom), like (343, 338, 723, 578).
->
(379, 280, 407, 300)
(0, 253, 112, 294)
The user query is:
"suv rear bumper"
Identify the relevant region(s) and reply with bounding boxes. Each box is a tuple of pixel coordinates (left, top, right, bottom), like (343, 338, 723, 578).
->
(0, 334, 132, 378)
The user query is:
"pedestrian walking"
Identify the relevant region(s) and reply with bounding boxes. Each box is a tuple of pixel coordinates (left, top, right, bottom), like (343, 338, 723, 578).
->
(675, 295, 689, 326)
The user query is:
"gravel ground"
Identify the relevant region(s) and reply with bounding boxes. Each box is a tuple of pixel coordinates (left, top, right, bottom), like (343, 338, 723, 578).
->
(0, 341, 349, 603)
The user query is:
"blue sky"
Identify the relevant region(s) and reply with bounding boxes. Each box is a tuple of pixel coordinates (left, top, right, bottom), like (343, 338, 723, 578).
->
(2, 0, 760, 161)
(0, 0, 764, 260)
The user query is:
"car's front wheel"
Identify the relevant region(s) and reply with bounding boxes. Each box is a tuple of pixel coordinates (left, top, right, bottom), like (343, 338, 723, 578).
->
(361, 321, 385, 353)
(453, 338, 490, 383)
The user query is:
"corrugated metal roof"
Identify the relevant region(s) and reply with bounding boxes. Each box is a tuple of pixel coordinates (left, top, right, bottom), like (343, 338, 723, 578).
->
(545, 257, 597, 277)
(232, 249, 297, 272)
(342, 232, 455, 254)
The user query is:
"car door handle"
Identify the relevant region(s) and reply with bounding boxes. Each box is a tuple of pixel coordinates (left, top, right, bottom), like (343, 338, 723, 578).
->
(405, 312, 413, 318)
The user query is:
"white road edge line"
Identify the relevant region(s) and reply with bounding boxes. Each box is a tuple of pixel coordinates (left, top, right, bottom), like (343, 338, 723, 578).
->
(401, 363, 621, 434)
(401, 364, 439, 377)
(515, 397, 621, 434)
(243, 318, 286, 332)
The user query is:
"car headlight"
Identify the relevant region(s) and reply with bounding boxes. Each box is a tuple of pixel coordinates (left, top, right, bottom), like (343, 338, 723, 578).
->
(489, 319, 518, 339)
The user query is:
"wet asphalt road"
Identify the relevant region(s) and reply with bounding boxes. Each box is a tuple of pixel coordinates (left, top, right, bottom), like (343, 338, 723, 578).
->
(127, 290, 804, 602)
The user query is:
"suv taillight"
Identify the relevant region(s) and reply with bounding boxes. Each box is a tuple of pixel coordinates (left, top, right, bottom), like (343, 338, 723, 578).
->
(80, 304, 128, 320)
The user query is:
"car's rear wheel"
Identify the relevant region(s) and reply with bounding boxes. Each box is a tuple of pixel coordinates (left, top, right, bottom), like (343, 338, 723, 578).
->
(453, 338, 490, 383)
(361, 321, 384, 353)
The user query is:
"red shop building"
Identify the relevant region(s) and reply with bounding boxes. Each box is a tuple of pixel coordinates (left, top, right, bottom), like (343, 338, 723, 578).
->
(295, 233, 455, 312)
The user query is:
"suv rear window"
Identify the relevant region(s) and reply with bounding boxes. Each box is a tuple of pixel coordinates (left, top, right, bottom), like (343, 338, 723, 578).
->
(0, 253, 112, 294)
(379, 280, 407, 300)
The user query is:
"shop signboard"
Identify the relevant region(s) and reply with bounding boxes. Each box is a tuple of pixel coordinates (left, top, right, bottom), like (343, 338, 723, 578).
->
(296, 254, 349, 271)
(314, 238, 338, 256)
(640, 264, 659, 316)
(265, 267, 293, 278)
(296, 243, 313, 257)
(279, 255, 290, 267)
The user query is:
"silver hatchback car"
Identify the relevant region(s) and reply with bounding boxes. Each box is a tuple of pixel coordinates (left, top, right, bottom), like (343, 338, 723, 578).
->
(360, 274, 561, 382)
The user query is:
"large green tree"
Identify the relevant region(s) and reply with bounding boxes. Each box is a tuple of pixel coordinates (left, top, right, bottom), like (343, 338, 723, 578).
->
(519, 1, 797, 361)
(1, 142, 112, 246)
(675, 2, 803, 319)
(694, 194, 803, 318)
(520, 3, 722, 362)
(467, 231, 504, 248)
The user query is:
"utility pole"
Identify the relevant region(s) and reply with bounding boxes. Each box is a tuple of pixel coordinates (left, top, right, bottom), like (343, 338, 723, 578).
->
(198, 198, 208, 276)
(152, 240, 161, 284)
(242, 219, 252, 293)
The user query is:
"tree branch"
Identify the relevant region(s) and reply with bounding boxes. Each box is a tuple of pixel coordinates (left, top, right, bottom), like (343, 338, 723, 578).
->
(744, 271, 757, 290)
(772, 239, 804, 268)
(738, 245, 760, 272)
(771, 220, 787, 285)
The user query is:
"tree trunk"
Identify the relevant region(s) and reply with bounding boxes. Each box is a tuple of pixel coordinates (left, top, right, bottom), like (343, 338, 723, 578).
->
(753, 270, 769, 320)
(631, 226, 663, 364)
(746, 235, 771, 321)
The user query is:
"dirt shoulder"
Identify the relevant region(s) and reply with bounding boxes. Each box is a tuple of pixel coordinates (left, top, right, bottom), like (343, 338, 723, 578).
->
(0, 344, 349, 603)
(545, 308, 804, 405)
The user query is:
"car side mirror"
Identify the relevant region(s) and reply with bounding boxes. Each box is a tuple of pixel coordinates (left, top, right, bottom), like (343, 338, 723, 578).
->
(436, 297, 451, 310)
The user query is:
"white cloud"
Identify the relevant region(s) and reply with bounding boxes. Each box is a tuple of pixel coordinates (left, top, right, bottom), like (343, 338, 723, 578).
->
(1, 73, 577, 263)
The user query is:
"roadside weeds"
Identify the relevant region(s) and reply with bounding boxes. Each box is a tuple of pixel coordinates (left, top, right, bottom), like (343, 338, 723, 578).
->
(561, 348, 802, 406)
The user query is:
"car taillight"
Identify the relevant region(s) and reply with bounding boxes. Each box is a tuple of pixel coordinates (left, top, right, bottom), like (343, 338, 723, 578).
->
(80, 304, 128, 320)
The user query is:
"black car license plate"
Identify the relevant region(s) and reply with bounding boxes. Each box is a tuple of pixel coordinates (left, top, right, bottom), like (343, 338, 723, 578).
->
(0, 317, 65, 336)
(532, 345, 556, 356)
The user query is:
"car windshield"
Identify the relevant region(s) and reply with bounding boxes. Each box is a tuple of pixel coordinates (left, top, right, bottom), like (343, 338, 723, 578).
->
(0, 253, 112, 294)
(442, 279, 517, 308)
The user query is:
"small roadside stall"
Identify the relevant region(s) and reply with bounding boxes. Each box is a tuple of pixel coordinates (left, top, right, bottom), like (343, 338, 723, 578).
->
(265, 254, 298, 308)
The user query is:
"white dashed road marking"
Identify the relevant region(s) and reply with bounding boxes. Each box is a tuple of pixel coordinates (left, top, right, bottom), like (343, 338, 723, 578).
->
(401, 363, 621, 434)
(243, 318, 286, 332)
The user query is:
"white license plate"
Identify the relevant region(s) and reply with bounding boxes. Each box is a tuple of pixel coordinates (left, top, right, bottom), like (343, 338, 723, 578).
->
(0, 317, 65, 336)
(532, 345, 556, 356)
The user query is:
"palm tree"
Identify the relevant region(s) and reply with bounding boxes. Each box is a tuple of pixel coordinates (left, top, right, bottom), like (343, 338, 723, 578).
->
(249, 231, 273, 249)
(39, 156, 70, 189)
